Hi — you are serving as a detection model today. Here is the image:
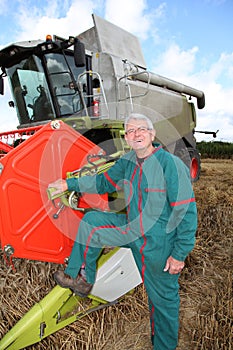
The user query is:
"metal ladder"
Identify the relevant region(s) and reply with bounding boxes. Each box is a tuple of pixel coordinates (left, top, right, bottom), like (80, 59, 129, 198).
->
(77, 70, 109, 118)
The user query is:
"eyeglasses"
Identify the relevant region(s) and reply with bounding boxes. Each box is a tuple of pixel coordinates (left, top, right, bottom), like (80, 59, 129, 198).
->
(125, 126, 152, 136)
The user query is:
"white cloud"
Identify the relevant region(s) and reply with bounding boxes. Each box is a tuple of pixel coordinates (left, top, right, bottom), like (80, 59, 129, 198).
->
(0, 0, 7, 15)
(150, 43, 233, 142)
(207, 52, 233, 86)
(104, 0, 163, 40)
(15, 0, 97, 41)
(151, 43, 199, 80)
(0, 80, 18, 131)
(154, 2, 167, 19)
(197, 80, 233, 141)
(196, 110, 232, 142)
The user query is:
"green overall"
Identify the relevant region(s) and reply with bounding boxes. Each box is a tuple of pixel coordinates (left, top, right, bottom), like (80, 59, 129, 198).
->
(65, 144, 197, 350)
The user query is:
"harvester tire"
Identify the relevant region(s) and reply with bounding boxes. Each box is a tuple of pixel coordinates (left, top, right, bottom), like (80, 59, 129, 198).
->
(188, 148, 201, 182)
(175, 147, 201, 182)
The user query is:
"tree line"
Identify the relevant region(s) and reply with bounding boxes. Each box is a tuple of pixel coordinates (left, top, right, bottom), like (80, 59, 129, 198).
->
(197, 141, 233, 159)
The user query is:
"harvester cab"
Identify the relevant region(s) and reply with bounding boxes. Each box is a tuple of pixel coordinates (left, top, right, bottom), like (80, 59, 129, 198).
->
(0, 14, 205, 349)
(0, 35, 86, 124)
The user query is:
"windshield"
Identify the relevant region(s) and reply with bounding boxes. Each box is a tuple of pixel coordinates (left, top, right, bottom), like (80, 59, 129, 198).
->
(6, 51, 86, 125)
(45, 52, 86, 116)
(7, 55, 55, 124)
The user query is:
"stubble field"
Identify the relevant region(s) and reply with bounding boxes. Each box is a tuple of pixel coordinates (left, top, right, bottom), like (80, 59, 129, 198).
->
(0, 158, 232, 350)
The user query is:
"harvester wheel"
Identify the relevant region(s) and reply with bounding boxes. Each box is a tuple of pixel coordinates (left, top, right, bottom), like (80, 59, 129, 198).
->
(188, 148, 201, 182)
(175, 147, 201, 182)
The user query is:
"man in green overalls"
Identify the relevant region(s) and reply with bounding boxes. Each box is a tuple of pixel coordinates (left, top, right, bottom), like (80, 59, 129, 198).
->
(50, 113, 197, 350)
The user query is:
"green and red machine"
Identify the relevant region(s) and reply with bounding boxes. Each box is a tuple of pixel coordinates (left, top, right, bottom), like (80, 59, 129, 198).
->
(0, 14, 205, 349)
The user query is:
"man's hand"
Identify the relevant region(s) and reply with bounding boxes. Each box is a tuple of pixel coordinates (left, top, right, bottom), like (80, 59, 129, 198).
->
(163, 256, 185, 275)
(48, 179, 68, 196)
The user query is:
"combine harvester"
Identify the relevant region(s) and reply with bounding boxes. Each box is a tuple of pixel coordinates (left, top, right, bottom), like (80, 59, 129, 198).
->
(0, 14, 205, 349)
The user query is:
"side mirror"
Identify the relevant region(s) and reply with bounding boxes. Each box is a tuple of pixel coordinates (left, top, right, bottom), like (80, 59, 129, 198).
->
(0, 76, 4, 95)
(74, 38, 86, 68)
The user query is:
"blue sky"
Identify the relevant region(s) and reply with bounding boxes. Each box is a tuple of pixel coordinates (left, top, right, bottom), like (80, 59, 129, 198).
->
(0, 0, 232, 141)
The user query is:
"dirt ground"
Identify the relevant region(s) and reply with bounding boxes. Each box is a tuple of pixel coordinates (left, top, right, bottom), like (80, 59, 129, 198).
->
(0, 159, 232, 350)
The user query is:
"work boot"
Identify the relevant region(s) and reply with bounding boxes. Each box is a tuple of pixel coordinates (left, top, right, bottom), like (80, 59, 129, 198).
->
(72, 275, 93, 297)
(53, 270, 93, 297)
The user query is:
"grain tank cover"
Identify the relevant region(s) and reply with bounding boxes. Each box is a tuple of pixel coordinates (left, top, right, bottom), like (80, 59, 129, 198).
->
(78, 14, 146, 69)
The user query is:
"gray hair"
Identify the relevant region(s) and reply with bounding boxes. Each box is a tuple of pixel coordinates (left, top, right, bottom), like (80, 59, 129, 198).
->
(124, 113, 154, 131)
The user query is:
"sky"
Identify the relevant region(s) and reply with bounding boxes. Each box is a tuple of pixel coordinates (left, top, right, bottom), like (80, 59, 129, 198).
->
(0, 0, 232, 142)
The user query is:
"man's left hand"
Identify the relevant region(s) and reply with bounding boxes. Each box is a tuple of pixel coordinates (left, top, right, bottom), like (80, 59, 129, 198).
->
(48, 179, 68, 196)
(163, 256, 185, 274)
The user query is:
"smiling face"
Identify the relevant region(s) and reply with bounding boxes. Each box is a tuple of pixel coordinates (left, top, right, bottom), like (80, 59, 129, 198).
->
(124, 118, 156, 158)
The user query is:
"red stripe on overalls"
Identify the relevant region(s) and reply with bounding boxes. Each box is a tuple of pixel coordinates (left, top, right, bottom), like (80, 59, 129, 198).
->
(170, 197, 196, 206)
(104, 172, 122, 191)
(140, 148, 162, 336)
(138, 165, 147, 283)
(129, 149, 163, 283)
(125, 166, 138, 216)
(83, 225, 129, 262)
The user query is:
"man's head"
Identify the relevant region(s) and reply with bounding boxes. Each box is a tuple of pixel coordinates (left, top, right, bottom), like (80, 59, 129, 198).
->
(124, 113, 156, 157)
(124, 113, 154, 131)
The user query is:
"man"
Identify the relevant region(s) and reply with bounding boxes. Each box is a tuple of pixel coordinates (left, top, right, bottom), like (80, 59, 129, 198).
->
(49, 113, 197, 350)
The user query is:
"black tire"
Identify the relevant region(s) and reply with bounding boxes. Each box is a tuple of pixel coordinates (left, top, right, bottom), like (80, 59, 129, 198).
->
(175, 146, 201, 182)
